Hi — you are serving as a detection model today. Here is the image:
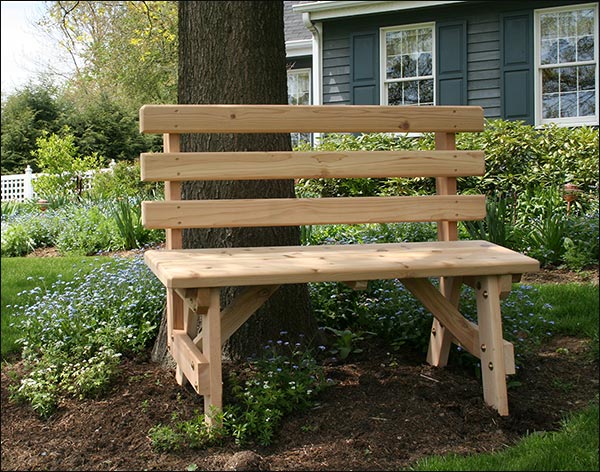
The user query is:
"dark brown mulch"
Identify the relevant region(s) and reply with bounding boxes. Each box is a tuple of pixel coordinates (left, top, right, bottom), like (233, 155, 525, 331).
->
(3, 254, 598, 471)
(1, 334, 598, 471)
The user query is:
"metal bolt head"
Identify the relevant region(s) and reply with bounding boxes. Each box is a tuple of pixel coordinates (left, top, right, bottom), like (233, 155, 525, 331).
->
(481, 343, 487, 352)
(488, 361, 494, 370)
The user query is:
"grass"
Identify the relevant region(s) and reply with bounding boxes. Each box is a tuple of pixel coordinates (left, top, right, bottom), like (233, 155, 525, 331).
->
(410, 401, 599, 471)
(530, 283, 599, 338)
(0, 256, 111, 359)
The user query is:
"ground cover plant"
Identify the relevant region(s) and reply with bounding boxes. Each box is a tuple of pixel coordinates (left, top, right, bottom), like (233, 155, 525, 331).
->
(5, 256, 164, 418)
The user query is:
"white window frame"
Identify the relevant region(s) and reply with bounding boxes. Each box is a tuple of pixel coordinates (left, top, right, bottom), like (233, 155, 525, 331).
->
(287, 67, 312, 106)
(380, 22, 436, 106)
(287, 67, 313, 147)
(534, 3, 599, 127)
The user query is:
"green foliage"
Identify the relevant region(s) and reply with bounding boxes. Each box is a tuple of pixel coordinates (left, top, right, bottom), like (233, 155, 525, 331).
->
(8, 257, 165, 417)
(111, 197, 160, 250)
(324, 327, 374, 359)
(44, 1, 178, 111)
(149, 334, 329, 451)
(90, 160, 162, 200)
(0, 223, 35, 257)
(1, 82, 66, 173)
(462, 195, 517, 247)
(32, 129, 104, 200)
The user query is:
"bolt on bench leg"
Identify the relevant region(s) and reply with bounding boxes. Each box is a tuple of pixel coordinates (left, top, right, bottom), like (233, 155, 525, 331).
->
(475, 275, 509, 416)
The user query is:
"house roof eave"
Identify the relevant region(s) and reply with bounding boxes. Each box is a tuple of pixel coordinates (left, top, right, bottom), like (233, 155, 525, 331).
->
(293, 1, 466, 21)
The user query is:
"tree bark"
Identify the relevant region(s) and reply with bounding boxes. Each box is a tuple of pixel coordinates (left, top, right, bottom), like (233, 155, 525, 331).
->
(152, 1, 317, 363)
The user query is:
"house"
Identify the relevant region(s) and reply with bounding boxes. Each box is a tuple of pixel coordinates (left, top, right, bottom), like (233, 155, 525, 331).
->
(284, 1, 599, 128)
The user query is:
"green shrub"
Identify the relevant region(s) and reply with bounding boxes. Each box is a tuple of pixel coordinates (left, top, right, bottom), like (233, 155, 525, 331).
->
(90, 160, 162, 200)
(31, 128, 104, 200)
(0, 222, 34, 256)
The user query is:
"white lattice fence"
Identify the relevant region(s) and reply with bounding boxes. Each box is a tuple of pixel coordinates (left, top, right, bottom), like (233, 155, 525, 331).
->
(1, 161, 116, 202)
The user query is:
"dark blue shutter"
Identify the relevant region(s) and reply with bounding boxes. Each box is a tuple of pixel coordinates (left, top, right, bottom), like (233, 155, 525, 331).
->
(436, 21, 467, 105)
(500, 12, 533, 124)
(350, 32, 378, 104)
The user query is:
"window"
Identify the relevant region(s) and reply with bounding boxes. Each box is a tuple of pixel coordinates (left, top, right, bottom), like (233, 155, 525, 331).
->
(381, 23, 435, 106)
(535, 3, 598, 126)
(287, 68, 312, 147)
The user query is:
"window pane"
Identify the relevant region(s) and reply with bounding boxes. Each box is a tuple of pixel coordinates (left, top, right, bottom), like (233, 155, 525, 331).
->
(577, 35, 594, 61)
(579, 64, 595, 90)
(386, 32, 402, 56)
(543, 93, 559, 118)
(418, 28, 432, 52)
(418, 52, 432, 76)
(542, 68, 559, 93)
(404, 81, 419, 104)
(388, 82, 403, 105)
(558, 37, 576, 63)
(577, 9, 594, 36)
(559, 11, 577, 37)
(541, 13, 558, 39)
(560, 92, 577, 117)
(541, 39, 558, 65)
(560, 67, 577, 92)
(387, 55, 402, 79)
(402, 30, 417, 54)
(402, 54, 417, 78)
(419, 79, 434, 104)
(579, 91, 595, 116)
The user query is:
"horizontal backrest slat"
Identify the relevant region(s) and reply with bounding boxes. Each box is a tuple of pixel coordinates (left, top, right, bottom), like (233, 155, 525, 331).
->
(139, 105, 484, 134)
(142, 195, 486, 229)
(140, 150, 485, 181)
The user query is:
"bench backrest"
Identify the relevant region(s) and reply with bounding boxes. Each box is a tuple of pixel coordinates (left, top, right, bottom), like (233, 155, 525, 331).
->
(139, 105, 485, 245)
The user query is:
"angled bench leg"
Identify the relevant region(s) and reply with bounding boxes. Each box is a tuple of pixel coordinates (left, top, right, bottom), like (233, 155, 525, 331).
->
(201, 288, 223, 426)
(426, 276, 461, 367)
(475, 275, 509, 416)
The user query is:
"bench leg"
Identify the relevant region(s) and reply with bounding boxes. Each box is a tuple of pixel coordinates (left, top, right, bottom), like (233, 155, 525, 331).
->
(201, 288, 223, 426)
(475, 275, 509, 416)
(426, 276, 461, 367)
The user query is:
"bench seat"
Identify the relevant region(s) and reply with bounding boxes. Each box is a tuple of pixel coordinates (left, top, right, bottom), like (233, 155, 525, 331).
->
(144, 240, 539, 289)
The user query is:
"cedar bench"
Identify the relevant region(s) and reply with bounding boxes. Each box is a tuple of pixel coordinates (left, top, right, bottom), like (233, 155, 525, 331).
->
(138, 104, 539, 424)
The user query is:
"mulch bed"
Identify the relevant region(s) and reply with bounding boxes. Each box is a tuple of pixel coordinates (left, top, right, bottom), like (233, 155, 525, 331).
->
(2, 254, 597, 471)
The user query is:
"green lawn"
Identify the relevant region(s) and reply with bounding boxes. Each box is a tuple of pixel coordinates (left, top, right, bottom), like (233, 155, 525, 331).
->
(1, 256, 110, 358)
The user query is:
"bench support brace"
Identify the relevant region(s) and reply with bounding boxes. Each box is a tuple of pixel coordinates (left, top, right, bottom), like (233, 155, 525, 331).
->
(403, 276, 513, 415)
(166, 285, 279, 425)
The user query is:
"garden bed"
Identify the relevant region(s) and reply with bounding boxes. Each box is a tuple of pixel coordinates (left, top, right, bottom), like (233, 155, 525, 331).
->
(1, 334, 597, 471)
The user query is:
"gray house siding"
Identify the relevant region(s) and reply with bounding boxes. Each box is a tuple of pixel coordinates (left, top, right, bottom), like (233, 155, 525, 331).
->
(323, 32, 351, 104)
(467, 16, 501, 117)
(318, 0, 576, 121)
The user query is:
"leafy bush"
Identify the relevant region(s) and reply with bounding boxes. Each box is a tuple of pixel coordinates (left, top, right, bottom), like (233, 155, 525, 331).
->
(9, 256, 165, 417)
(90, 160, 162, 200)
(149, 332, 329, 451)
(31, 128, 104, 200)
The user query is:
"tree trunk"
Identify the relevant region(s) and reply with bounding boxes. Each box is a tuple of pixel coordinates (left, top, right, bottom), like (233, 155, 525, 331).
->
(153, 1, 317, 363)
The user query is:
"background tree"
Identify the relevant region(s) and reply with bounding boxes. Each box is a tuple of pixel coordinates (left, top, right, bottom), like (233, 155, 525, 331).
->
(1, 83, 65, 173)
(43, 1, 178, 111)
(175, 0, 317, 360)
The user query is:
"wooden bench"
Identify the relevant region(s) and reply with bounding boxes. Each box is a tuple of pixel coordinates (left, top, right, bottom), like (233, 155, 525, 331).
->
(138, 104, 539, 424)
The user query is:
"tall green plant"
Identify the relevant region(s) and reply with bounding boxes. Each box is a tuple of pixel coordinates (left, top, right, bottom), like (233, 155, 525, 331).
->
(32, 128, 104, 199)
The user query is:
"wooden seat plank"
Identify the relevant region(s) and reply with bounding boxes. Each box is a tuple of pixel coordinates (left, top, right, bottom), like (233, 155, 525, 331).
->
(144, 240, 539, 289)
